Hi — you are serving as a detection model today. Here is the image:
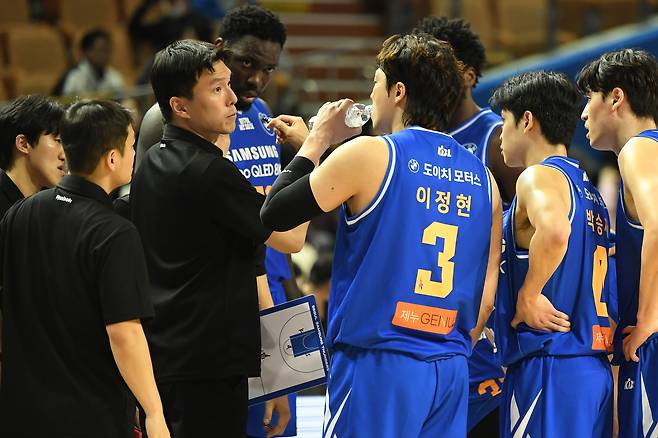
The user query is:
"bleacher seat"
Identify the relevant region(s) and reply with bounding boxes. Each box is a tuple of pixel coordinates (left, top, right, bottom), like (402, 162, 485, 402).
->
(57, 0, 120, 37)
(3, 24, 68, 97)
(0, 0, 31, 29)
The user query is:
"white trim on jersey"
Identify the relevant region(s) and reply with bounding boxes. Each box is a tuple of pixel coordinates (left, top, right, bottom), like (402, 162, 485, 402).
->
(408, 125, 443, 135)
(481, 120, 503, 165)
(542, 162, 577, 224)
(485, 167, 493, 206)
(344, 136, 396, 225)
(552, 157, 579, 168)
(619, 185, 644, 230)
(508, 198, 530, 260)
(449, 109, 494, 137)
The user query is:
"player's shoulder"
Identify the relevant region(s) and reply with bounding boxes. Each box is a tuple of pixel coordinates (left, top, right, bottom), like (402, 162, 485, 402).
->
(517, 163, 568, 194)
(619, 133, 658, 165)
(336, 135, 388, 161)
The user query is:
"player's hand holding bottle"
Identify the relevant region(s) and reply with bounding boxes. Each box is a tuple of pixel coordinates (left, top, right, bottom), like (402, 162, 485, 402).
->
(297, 99, 362, 164)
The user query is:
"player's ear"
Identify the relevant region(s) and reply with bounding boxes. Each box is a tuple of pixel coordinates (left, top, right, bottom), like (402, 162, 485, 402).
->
(394, 82, 406, 102)
(463, 67, 477, 87)
(611, 87, 624, 111)
(522, 110, 534, 133)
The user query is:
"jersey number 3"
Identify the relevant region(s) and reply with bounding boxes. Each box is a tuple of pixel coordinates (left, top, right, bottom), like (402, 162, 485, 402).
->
(415, 222, 458, 298)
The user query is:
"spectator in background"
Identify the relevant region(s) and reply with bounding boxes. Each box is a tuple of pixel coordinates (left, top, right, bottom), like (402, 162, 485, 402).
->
(54, 29, 125, 97)
(129, 0, 214, 52)
(129, 0, 216, 85)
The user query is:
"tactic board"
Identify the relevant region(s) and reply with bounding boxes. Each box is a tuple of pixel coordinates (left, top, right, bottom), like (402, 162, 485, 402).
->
(248, 295, 330, 405)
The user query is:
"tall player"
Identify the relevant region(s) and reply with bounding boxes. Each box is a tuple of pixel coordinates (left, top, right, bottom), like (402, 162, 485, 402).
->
(131, 6, 296, 436)
(578, 49, 658, 438)
(412, 17, 513, 435)
(262, 34, 502, 437)
(413, 17, 521, 204)
(491, 71, 613, 438)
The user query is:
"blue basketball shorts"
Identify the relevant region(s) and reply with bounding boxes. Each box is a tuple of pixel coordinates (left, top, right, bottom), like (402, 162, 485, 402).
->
(322, 345, 468, 438)
(500, 355, 612, 438)
(468, 376, 504, 431)
(618, 336, 658, 438)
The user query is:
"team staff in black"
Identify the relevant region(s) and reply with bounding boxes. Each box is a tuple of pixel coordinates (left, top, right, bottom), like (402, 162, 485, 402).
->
(0, 100, 170, 438)
(0, 95, 65, 372)
(131, 40, 306, 437)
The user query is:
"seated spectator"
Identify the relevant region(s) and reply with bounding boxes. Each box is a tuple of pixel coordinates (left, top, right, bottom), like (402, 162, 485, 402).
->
(54, 29, 125, 97)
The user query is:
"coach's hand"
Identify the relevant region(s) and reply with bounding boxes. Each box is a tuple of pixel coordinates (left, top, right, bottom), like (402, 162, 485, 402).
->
(263, 395, 291, 438)
(622, 322, 658, 362)
(268, 115, 309, 150)
(511, 291, 571, 332)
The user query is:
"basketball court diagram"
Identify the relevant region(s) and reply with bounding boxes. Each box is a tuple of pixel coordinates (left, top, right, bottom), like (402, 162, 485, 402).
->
(249, 296, 329, 404)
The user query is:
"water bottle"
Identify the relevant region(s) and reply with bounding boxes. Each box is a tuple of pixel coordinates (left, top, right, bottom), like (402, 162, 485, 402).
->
(308, 103, 372, 130)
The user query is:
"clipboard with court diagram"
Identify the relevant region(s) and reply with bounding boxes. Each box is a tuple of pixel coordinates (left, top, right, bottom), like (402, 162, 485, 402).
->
(248, 295, 330, 405)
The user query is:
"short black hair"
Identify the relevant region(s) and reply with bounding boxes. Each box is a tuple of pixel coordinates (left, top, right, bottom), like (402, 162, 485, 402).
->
(377, 33, 464, 132)
(576, 48, 658, 121)
(60, 100, 132, 174)
(218, 4, 286, 47)
(412, 16, 486, 85)
(490, 71, 582, 146)
(81, 28, 111, 52)
(0, 95, 64, 170)
(150, 39, 230, 122)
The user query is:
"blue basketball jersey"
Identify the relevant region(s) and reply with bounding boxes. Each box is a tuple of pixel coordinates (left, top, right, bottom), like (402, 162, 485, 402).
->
(614, 129, 658, 362)
(449, 107, 502, 166)
(450, 108, 506, 390)
(229, 99, 296, 437)
(495, 156, 612, 366)
(225, 99, 291, 297)
(607, 230, 618, 325)
(328, 126, 493, 360)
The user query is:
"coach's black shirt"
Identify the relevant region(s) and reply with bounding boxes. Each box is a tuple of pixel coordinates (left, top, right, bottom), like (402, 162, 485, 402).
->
(0, 170, 24, 219)
(131, 124, 271, 383)
(0, 175, 154, 438)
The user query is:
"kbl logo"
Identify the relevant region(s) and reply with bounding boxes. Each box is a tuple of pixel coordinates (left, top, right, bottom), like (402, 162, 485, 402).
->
(437, 145, 452, 158)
